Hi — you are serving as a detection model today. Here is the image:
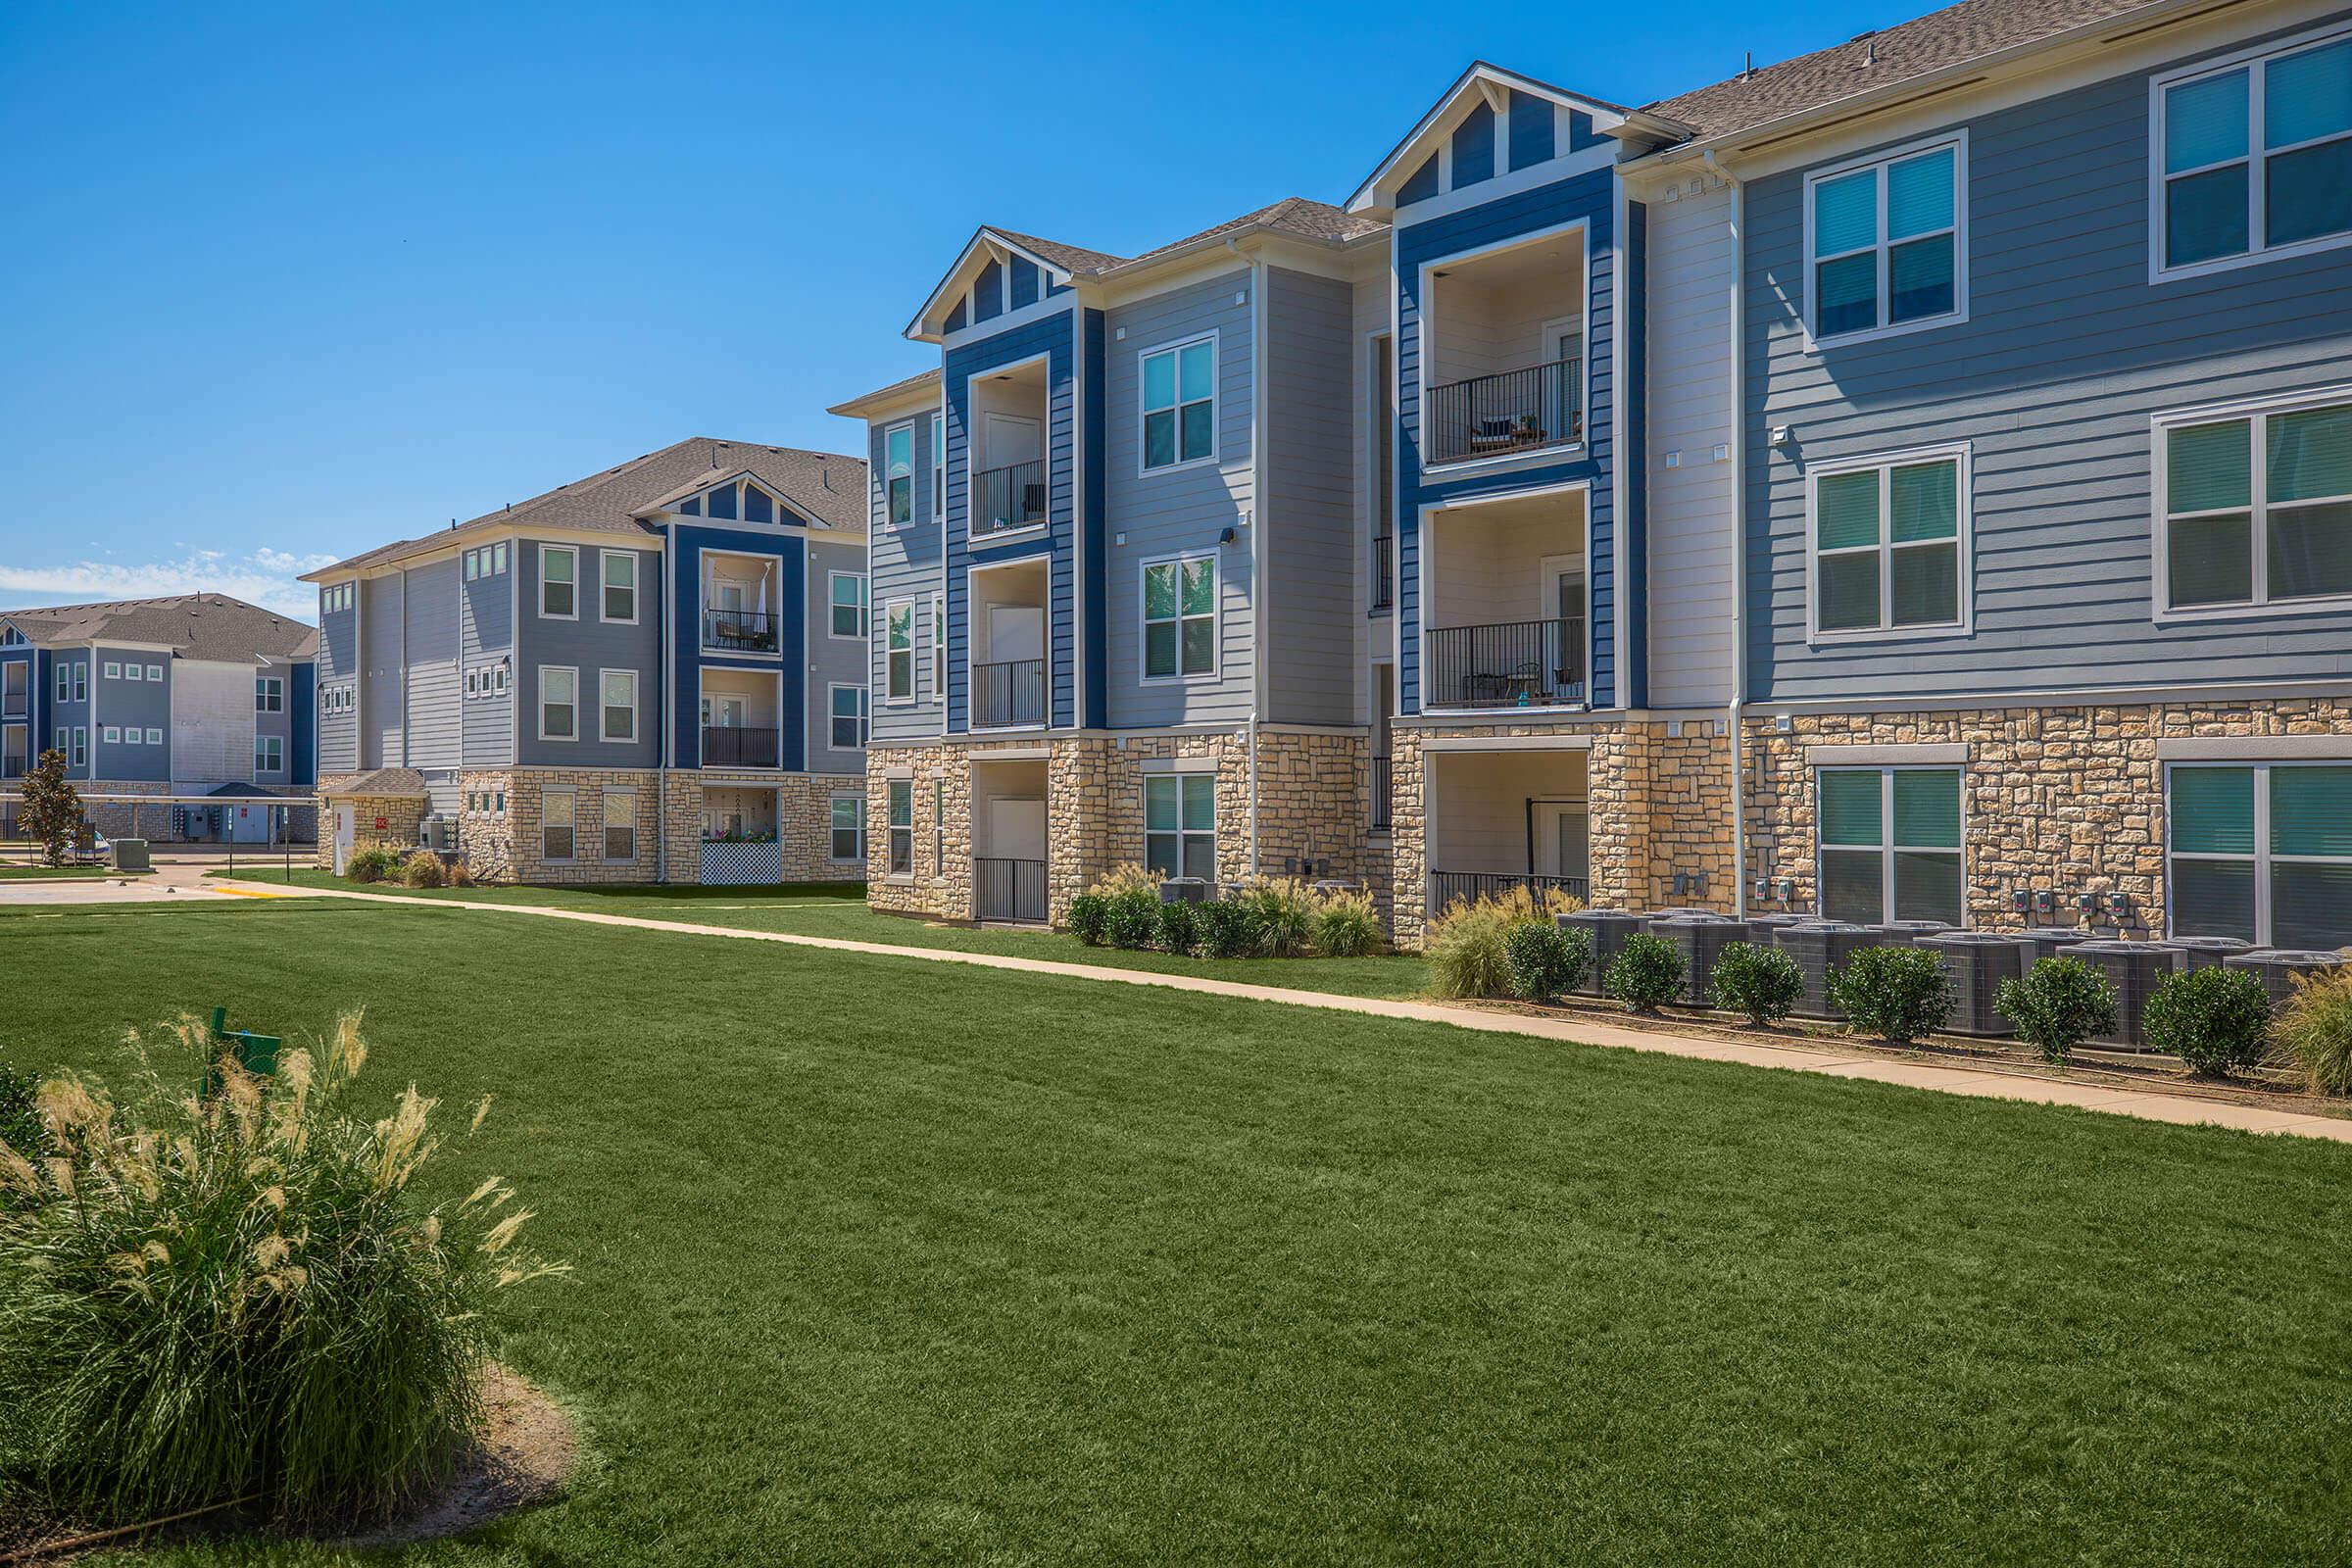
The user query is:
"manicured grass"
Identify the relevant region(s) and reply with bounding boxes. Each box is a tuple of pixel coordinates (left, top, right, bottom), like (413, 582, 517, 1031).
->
(209, 868, 1435, 998)
(0, 864, 127, 881)
(3, 898, 2348, 1563)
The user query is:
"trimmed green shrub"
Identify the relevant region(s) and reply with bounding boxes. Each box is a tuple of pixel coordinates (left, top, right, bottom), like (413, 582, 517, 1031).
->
(1427, 902, 1517, 1000)
(1104, 887, 1161, 950)
(1504, 923, 1582, 1003)
(1830, 946, 1954, 1045)
(343, 847, 398, 885)
(1309, 891, 1384, 958)
(1710, 941, 1803, 1027)
(1242, 879, 1317, 958)
(1155, 899, 1200, 957)
(1996, 956, 2119, 1064)
(1606, 932, 1688, 1012)
(399, 849, 447, 889)
(1065, 894, 1110, 946)
(2144, 965, 2272, 1078)
(2277, 965, 2352, 1097)
(0, 1012, 563, 1525)
(1197, 900, 1263, 960)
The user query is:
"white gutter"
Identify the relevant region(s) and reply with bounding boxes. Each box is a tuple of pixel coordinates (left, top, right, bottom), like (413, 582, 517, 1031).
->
(1707, 150, 1750, 921)
(659, 535, 674, 884)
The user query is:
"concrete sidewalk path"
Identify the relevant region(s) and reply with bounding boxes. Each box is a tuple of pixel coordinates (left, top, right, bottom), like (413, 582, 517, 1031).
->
(212, 878, 2352, 1146)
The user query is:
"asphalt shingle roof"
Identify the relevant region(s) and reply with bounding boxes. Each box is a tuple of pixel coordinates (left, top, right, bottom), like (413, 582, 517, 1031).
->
(987, 198, 1387, 286)
(4, 592, 318, 662)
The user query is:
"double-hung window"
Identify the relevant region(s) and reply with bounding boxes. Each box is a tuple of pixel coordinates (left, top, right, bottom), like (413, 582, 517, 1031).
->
(931, 594, 946, 700)
(1142, 555, 1216, 680)
(1818, 766, 1964, 925)
(830, 684, 867, 749)
(886, 779, 913, 875)
(830, 794, 864, 861)
(830, 572, 866, 639)
(1142, 337, 1215, 469)
(542, 790, 575, 860)
(930, 414, 947, 521)
(73, 662, 86, 703)
(541, 546, 577, 618)
(2156, 28, 2352, 275)
(932, 782, 945, 877)
(1144, 774, 1216, 881)
(600, 669, 637, 743)
(1807, 136, 1964, 343)
(602, 551, 637, 623)
(2170, 763, 2352, 948)
(603, 787, 637, 861)
(2158, 390, 2352, 612)
(72, 726, 86, 767)
(884, 600, 915, 703)
(255, 735, 283, 773)
(256, 676, 283, 712)
(884, 423, 913, 527)
(1810, 449, 1968, 636)
(540, 666, 577, 741)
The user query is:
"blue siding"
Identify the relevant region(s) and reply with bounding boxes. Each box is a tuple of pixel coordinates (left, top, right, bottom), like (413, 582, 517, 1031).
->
(973, 260, 1004, 323)
(1399, 153, 1440, 206)
(667, 523, 807, 772)
(1009, 256, 1039, 310)
(1396, 164, 1618, 712)
(291, 661, 316, 785)
(1450, 101, 1494, 186)
(94, 648, 171, 782)
(0, 646, 36, 776)
(1507, 89, 1553, 169)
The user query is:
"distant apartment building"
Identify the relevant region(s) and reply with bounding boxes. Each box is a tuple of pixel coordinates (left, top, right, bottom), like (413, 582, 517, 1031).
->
(304, 437, 870, 884)
(834, 0, 2352, 951)
(0, 593, 317, 841)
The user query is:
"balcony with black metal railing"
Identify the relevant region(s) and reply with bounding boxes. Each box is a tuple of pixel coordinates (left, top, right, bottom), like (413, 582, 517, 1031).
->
(1422, 617, 1586, 710)
(972, 460, 1047, 539)
(1428, 869, 1590, 910)
(702, 608, 779, 655)
(971, 659, 1047, 730)
(700, 725, 780, 768)
(1424, 356, 1583, 468)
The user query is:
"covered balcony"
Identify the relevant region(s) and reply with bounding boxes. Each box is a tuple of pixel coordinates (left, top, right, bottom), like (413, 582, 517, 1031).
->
(1421, 226, 1586, 468)
(968, 558, 1049, 731)
(2, 662, 25, 719)
(2, 723, 25, 781)
(1420, 487, 1587, 711)
(700, 785, 781, 884)
(969, 358, 1050, 539)
(971, 757, 1049, 924)
(703, 551, 781, 656)
(700, 669, 782, 769)
(1424, 747, 1591, 913)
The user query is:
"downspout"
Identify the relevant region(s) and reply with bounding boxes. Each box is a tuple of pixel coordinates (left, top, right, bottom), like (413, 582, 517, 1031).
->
(659, 535, 673, 884)
(1706, 150, 1750, 920)
(1231, 234, 1267, 879)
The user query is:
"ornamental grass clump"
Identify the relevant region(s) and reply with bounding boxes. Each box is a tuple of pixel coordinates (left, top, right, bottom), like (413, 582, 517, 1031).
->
(1996, 955, 2119, 1065)
(399, 849, 447, 889)
(343, 847, 398, 885)
(0, 1012, 564, 1527)
(1830, 946, 1955, 1046)
(2143, 965, 2273, 1079)
(1241, 879, 1318, 958)
(2277, 965, 2352, 1097)
(1709, 941, 1804, 1028)
(1309, 890, 1384, 958)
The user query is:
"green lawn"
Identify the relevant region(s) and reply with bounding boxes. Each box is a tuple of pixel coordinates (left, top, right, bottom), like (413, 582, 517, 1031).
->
(4, 898, 2349, 1564)
(0, 864, 127, 881)
(209, 868, 1435, 998)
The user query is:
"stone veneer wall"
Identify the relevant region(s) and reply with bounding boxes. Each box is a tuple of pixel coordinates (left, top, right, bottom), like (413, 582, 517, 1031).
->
(313, 783, 426, 869)
(865, 746, 975, 919)
(1743, 697, 2352, 937)
(71, 780, 173, 839)
(457, 770, 515, 882)
(500, 767, 662, 885)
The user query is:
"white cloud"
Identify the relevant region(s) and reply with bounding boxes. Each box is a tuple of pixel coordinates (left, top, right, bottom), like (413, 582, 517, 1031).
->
(0, 550, 338, 622)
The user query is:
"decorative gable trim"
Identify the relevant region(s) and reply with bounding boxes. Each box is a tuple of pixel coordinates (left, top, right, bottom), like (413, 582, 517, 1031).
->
(906, 228, 1080, 343)
(1347, 61, 1638, 216)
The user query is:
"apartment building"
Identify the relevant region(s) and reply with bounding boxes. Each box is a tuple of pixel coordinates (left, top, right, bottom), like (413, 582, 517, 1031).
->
(304, 437, 870, 884)
(843, 0, 2352, 951)
(0, 593, 317, 840)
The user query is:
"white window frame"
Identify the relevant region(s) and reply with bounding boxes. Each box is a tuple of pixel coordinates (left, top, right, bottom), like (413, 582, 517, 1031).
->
(73, 662, 86, 703)
(2149, 21, 2352, 284)
(932, 780, 946, 879)
(883, 420, 914, 529)
(828, 683, 867, 751)
(885, 777, 913, 878)
(930, 412, 947, 523)
(1139, 552, 1220, 684)
(102, 724, 120, 745)
(55, 664, 67, 703)
(257, 675, 283, 712)
(1137, 331, 1219, 475)
(103, 662, 121, 680)
(147, 663, 162, 682)
(2150, 382, 2352, 621)
(539, 544, 579, 620)
(146, 726, 162, 746)
(542, 787, 577, 862)
(600, 549, 639, 625)
(598, 667, 639, 744)
(1804, 442, 1974, 644)
(1142, 773, 1217, 882)
(883, 599, 916, 705)
(1801, 130, 1970, 350)
(124, 663, 142, 682)
(602, 786, 637, 862)
(931, 592, 946, 702)
(1814, 765, 1969, 927)
(829, 792, 865, 862)
(256, 735, 284, 775)
(829, 570, 867, 641)
(72, 726, 86, 767)
(539, 664, 579, 742)
(2165, 760, 2352, 946)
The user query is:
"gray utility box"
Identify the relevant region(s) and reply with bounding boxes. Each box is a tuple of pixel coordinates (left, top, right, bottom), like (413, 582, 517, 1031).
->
(1921, 932, 2025, 1037)
(1742, 913, 1814, 939)
(1642, 907, 1725, 924)
(2021, 928, 2094, 966)
(110, 838, 151, 873)
(1158, 878, 1210, 905)
(2166, 936, 2254, 971)
(1558, 910, 1645, 997)
(2070, 941, 2178, 1049)
(1647, 916, 1755, 1008)
(1869, 920, 1954, 947)
(2225, 950, 2352, 1009)
(1770, 922, 1878, 1020)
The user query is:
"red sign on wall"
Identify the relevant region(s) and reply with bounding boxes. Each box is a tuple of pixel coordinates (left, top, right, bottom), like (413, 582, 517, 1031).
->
(374, 816, 387, 831)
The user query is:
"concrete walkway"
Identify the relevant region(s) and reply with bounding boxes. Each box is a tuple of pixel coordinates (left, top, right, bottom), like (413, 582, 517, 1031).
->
(205, 878, 2352, 1146)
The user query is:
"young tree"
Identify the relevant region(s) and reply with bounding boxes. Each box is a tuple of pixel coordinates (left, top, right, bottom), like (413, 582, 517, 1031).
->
(20, 748, 82, 867)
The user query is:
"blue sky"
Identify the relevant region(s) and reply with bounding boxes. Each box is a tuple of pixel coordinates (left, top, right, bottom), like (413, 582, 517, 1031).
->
(0, 0, 1891, 620)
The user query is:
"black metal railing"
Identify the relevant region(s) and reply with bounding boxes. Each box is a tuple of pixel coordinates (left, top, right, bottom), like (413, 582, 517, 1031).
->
(1425, 356, 1583, 466)
(703, 609, 779, 654)
(1423, 619, 1585, 710)
(1429, 869, 1591, 910)
(975, 857, 1049, 923)
(1371, 534, 1394, 611)
(700, 725, 780, 767)
(973, 460, 1047, 537)
(1370, 756, 1392, 830)
(972, 658, 1047, 728)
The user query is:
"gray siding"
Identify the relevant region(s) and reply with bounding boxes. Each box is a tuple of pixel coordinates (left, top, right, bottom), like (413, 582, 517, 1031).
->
(318, 590, 358, 774)
(867, 412, 945, 747)
(1103, 267, 1255, 728)
(514, 539, 662, 769)
(93, 649, 171, 782)
(403, 558, 463, 771)
(1645, 176, 1739, 708)
(808, 535, 868, 773)
(462, 553, 515, 765)
(1747, 16, 2352, 703)
(1262, 265, 1361, 727)
(362, 574, 404, 768)
(254, 665, 293, 786)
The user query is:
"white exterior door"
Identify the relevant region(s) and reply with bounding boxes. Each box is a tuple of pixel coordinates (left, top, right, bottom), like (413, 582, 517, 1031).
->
(982, 413, 1041, 468)
(331, 805, 356, 873)
(987, 605, 1046, 664)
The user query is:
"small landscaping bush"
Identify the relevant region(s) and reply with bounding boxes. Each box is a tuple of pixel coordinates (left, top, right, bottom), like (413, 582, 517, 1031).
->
(399, 849, 447, 889)
(1065, 893, 1110, 946)
(2277, 965, 2352, 1097)
(1310, 890, 1384, 958)
(1104, 887, 1162, 950)
(1829, 946, 1954, 1046)
(2144, 965, 2272, 1078)
(344, 847, 398, 885)
(1504, 922, 1585, 1003)
(1242, 879, 1317, 958)
(1996, 956, 2119, 1064)
(1155, 899, 1200, 957)
(1710, 941, 1803, 1027)
(1606, 932, 1688, 1012)
(0, 1012, 563, 1525)
(1197, 900, 1262, 960)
